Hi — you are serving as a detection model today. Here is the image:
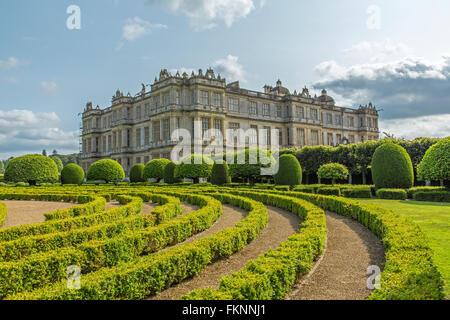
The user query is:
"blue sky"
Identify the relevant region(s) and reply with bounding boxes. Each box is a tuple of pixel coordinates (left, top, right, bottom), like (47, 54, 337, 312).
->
(1, 0, 449, 158)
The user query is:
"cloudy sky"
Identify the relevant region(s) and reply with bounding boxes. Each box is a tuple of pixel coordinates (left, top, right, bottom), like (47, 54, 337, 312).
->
(1, 0, 449, 158)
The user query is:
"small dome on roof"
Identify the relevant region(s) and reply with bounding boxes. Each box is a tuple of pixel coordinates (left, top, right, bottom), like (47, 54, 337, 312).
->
(318, 89, 335, 104)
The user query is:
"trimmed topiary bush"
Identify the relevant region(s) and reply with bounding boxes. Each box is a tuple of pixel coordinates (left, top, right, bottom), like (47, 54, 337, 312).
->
(229, 148, 276, 184)
(61, 163, 85, 185)
(341, 187, 372, 199)
(418, 137, 450, 187)
(317, 186, 341, 196)
(274, 154, 302, 186)
(371, 143, 414, 189)
(317, 163, 349, 185)
(163, 161, 182, 184)
(129, 164, 146, 183)
(211, 162, 231, 186)
(4, 154, 59, 185)
(413, 191, 450, 202)
(179, 154, 214, 184)
(376, 188, 407, 200)
(86, 159, 125, 183)
(143, 159, 171, 182)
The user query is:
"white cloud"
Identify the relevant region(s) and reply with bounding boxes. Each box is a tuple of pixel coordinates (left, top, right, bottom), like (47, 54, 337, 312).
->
(213, 55, 245, 82)
(342, 38, 412, 63)
(39, 81, 59, 95)
(117, 17, 167, 49)
(0, 109, 79, 158)
(148, 0, 255, 30)
(0, 57, 20, 70)
(380, 114, 450, 140)
(313, 55, 450, 119)
(6, 77, 19, 84)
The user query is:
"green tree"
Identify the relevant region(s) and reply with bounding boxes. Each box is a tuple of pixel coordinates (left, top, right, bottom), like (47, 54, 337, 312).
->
(61, 164, 85, 185)
(50, 156, 63, 173)
(295, 146, 332, 184)
(0, 161, 4, 174)
(211, 161, 231, 185)
(229, 148, 276, 185)
(87, 159, 125, 183)
(129, 164, 146, 183)
(42, 149, 47, 157)
(4, 154, 59, 185)
(164, 161, 182, 184)
(417, 137, 450, 187)
(143, 159, 171, 182)
(274, 154, 302, 186)
(371, 143, 414, 189)
(178, 154, 213, 184)
(317, 163, 349, 185)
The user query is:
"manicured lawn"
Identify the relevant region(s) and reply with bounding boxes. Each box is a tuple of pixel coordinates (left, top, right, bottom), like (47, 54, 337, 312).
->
(357, 199, 450, 299)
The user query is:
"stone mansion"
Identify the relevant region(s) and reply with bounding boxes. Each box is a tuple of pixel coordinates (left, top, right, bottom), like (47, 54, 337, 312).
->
(81, 68, 379, 174)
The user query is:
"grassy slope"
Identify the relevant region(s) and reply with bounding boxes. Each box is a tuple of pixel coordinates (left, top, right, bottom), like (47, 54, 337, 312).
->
(357, 199, 450, 299)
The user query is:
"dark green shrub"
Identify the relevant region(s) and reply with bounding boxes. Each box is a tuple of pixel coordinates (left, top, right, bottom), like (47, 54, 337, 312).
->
(211, 162, 231, 186)
(178, 154, 213, 183)
(129, 164, 145, 183)
(163, 162, 182, 184)
(143, 159, 171, 182)
(61, 164, 85, 185)
(317, 186, 341, 196)
(317, 163, 349, 185)
(376, 188, 407, 200)
(407, 186, 447, 199)
(4, 154, 59, 185)
(274, 154, 302, 186)
(371, 143, 414, 189)
(418, 137, 450, 186)
(86, 159, 125, 183)
(292, 185, 315, 194)
(413, 191, 450, 203)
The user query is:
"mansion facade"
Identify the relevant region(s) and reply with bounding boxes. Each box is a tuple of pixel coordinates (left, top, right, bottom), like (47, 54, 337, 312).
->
(81, 68, 379, 174)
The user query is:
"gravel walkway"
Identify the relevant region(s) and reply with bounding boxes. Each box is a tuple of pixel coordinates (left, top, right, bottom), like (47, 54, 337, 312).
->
(149, 205, 302, 300)
(286, 211, 385, 300)
(0, 201, 75, 229)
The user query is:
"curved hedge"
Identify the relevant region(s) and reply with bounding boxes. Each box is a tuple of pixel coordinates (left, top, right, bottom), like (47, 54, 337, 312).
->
(129, 164, 145, 183)
(143, 159, 171, 182)
(4, 155, 59, 185)
(87, 160, 125, 183)
(274, 154, 302, 186)
(0, 203, 6, 227)
(418, 137, 450, 186)
(61, 164, 85, 185)
(371, 143, 414, 189)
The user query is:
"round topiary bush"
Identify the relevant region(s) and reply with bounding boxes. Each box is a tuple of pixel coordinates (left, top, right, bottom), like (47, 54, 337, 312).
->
(86, 159, 125, 183)
(418, 137, 450, 187)
(317, 163, 349, 185)
(50, 156, 63, 173)
(371, 143, 414, 189)
(4, 154, 59, 185)
(163, 161, 182, 184)
(274, 154, 302, 186)
(211, 162, 231, 185)
(179, 154, 213, 184)
(229, 148, 276, 184)
(61, 163, 85, 185)
(143, 159, 171, 182)
(129, 164, 146, 183)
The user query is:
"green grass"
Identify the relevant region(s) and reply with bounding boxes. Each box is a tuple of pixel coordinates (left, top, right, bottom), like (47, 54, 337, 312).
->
(357, 199, 450, 299)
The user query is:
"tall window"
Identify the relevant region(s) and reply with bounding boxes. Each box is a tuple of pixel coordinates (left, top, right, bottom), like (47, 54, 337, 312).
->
(228, 98, 239, 112)
(136, 128, 141, 147)
(296, 107, 304, 119)
(175, 91, 180, 105)
(263, 104, 270, 116)
(263, 126, 271, 145)
(136, 106, 142, 119)
(212, 93, 221, 107)
(326, 113, 332, 124)
(349, 135, 355, 144)
(127, 107, 132, 119)
(152, 121, 160, 142)
(327, 133, 333, 146)
(310, 109, 318, 120)
(297, 128, 305, 146)
(201, 118, 210, 139)
(336, 134, 342, 145)
(200, 91, 209, 105)
(230, 123, 240, 143)
(162, 119, 170, 140)
(349, 116, 354, 127)
(311, 130, 319, 145)
(163, 92, 170, 106)
(335, 115, 342, 126)
(249, 125, 258, 145)
(127, 129, 131, 147)
(277, 128, 283, 145)
(144, 127, 149, 145)
(214, 119, 222, 137)
(249, 101, 257, 115)
(277, 106, 282, 118)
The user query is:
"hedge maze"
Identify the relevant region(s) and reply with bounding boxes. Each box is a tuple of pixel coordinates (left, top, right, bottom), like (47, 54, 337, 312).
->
(0, 184, 445, 300)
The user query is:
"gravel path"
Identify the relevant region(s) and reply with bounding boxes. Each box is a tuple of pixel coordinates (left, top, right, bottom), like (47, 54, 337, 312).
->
(286, 211, 385, 300)
(0, 201, 75, 229)
(149, 205, 302, 300)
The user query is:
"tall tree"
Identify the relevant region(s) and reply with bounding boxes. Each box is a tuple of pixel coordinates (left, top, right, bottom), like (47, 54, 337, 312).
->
(42, 149, 47, 157)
